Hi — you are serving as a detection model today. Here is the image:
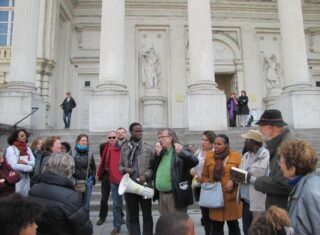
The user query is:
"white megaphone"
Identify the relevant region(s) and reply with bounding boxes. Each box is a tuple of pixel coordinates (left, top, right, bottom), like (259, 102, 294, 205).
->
(118, 173, 154, 199)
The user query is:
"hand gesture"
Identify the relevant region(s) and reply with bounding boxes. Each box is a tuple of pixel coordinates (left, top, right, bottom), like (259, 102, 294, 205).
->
(174, 143, 183, 154)
(9, 171, 16, 177)
(155, 142, 162, 156)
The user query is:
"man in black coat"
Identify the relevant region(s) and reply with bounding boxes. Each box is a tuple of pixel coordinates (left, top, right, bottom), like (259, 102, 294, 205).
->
(28, 153, 93, 235)
(60, 92, 76, 129)
(151, 128, 198, 214)
(253, 109, 294, 210)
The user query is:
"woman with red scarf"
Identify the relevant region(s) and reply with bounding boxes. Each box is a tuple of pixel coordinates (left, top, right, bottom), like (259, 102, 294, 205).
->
(6, 129, 35, 196)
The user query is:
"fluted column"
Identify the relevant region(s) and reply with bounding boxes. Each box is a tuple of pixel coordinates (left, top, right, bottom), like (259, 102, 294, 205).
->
(186, 0, 227, 130)
(276, 0, 320, 128)
(7, 0, 40, 91)
(97, 0, 125, 89)
(278, 0, 311, 90)
(89, 0, 129, 131)
(188, 0, 216, 89)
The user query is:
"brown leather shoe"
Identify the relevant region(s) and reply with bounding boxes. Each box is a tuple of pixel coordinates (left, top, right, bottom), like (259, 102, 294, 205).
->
(111, 228, 120, 235)
(96, 218, 105, 226)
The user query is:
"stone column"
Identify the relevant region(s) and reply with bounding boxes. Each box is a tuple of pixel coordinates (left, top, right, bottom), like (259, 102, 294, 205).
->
(276, 0, 320, 128)
(0, 0, 45, 128)
(187, 0, 227, 130)
(89, 0, 129, 131)
(7, 0, 40, 91)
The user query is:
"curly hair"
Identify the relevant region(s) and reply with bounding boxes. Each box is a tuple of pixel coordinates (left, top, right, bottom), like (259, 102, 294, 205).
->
(0, 193, 43, 235)
(278, 140, 317, 176)
(249, 206, 291, 235)
(7, 129, 29, 145)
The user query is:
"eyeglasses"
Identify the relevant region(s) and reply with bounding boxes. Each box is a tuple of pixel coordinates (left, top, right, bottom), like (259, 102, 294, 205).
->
(108, 137, 116, 139)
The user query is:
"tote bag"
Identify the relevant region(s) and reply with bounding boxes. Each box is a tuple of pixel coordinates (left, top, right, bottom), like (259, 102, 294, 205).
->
(199, 182, 224, 208)
(199, 155, 229, 208)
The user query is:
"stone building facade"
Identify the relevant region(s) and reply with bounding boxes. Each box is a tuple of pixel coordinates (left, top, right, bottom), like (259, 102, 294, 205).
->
(0, 0, 319, 131)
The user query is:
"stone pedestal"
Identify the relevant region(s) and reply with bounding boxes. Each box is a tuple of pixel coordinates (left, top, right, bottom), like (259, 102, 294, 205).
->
(277, 89, 320, 128)
(0, 92, 45, 129)
(140, 95, 166, 128)
(187, 86, 227, 130)
(264, 88, 282, 109)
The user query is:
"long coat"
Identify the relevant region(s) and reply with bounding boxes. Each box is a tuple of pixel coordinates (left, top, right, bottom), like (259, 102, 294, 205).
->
(202, 150, 242, 221)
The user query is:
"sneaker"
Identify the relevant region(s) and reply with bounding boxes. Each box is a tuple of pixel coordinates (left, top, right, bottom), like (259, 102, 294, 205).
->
(111, 228, 120, 235)
(96, 218, 105, 226)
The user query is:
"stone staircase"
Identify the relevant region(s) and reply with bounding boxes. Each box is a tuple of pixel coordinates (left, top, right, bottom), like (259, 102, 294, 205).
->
(3, 127, 318, 213)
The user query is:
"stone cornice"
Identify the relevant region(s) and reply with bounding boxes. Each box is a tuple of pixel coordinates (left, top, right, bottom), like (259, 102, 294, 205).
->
(72, 1, 320, 21)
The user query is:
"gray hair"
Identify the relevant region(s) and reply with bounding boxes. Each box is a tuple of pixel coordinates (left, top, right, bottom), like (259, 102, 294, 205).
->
(43, 153, 75, 178)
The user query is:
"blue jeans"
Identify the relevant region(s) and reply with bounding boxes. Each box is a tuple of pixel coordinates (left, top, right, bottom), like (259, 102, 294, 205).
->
(63, 111, 72, 128)
(82, 179, 93, 211)
(111, 183, 123, 230)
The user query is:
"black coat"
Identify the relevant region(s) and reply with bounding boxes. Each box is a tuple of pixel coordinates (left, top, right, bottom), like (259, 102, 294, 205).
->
(151, 149, 198, 208)
(238, 95, 250, 115)
(61, 97, 76, 113)
(28, 171, 93, 235)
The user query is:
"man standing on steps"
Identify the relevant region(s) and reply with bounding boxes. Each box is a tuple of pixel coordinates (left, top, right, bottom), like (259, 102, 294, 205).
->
(107, 127, 128, 235)
(119, 122, 154, 235)
(60, 92, 76, 129)
(96, 130, 116, 226)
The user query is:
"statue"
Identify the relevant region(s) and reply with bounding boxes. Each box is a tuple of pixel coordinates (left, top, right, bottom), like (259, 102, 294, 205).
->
(142, 47, 161, 89)
(264, 54, 281, 89)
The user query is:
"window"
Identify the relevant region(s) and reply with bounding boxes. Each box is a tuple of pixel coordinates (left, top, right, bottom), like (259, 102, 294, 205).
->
(0, 0, 14, 46)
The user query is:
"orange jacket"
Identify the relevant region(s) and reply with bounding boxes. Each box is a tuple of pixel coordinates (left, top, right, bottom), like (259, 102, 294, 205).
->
(202, 150, 242, 221)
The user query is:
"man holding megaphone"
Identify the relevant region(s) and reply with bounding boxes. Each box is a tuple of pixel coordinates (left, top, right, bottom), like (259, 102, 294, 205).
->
(119, 122, 154, 235)
(151, 128, 199, 214)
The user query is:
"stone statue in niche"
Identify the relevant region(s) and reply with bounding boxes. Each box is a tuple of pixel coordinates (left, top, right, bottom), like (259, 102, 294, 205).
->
(142, 47, 161, 89)
(264, 54, 281, 89)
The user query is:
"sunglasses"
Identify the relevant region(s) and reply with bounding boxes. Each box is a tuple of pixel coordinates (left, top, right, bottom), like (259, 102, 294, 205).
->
(108, 136, 116, 139)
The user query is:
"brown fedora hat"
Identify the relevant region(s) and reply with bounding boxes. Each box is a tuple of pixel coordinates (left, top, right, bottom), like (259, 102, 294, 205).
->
(256, 109, 287, 127)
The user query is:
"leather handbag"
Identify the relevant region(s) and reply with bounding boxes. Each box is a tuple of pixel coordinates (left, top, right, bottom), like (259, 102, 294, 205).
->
(75, 179, 87, 193)
(199, 182, 224, 208)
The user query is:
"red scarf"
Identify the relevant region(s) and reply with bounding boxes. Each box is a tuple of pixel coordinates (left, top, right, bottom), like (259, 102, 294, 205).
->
(13, 141, 29, 159)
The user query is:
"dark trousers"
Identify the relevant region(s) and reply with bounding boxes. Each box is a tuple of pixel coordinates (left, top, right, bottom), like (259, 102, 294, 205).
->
(211, 219, 241, 235)
(98, 172, 111, 220)
(242, 201, 253, 235)
(125, 193, 153, 235)
(201, 207, 211, 235)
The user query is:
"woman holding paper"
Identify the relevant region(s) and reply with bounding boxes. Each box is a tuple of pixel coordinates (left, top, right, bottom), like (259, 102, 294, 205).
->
(202, 134, 242, 235)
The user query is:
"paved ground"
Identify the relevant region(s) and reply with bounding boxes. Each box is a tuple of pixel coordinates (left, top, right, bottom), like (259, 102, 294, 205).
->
(91, 208, 244, 235)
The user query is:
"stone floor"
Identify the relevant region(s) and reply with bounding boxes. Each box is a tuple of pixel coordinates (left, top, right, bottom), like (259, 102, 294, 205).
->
(91, 208, 244, 235)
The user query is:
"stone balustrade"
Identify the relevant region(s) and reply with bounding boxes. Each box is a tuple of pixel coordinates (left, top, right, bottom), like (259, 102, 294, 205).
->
(0, 47, 11, 60)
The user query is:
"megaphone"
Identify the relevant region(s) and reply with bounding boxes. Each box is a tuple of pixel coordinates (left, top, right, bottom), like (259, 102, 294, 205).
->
(118, 173, 154, 199)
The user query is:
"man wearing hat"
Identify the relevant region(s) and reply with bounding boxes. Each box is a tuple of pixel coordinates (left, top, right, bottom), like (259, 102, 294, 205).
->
(237, 130, 270, 235)
(253, 109, 294, 210)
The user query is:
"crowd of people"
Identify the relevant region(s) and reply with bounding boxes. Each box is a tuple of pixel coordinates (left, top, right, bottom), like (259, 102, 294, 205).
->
(0, 108, 319, 235)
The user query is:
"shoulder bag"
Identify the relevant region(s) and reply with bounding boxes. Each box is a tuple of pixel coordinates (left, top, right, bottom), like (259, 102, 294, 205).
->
(199, 155, 230, 208)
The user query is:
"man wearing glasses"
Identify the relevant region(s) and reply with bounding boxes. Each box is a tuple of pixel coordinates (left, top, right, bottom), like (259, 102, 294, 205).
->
(151, 128, 198, 214)
(96, 130, 117, 226)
